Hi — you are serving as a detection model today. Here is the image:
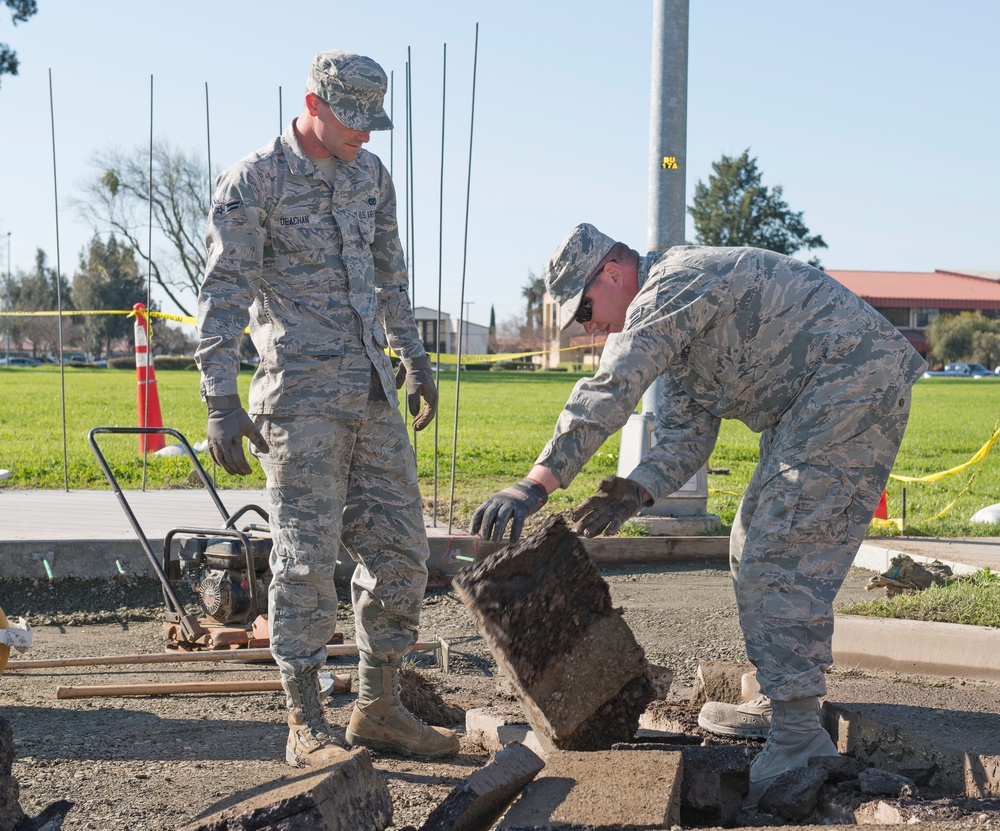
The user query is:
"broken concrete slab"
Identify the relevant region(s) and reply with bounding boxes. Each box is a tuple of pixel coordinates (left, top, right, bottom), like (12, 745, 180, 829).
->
(759, 764, 828, 821)
(858, 766, 919, 798)
(676, 745, 753, 827)
(419, 742, 544, 831)
(688, 660, 754, 707)
(646, 664, 673, 700)
(14, 799, 74, 831)
(608, 741, 752, 826)
(464, 707, 545, 757)
(809, 754, 864, 783)
(498, 749, 682, 830)
(0, 775, 23, 831)
(177, 749, 391, 831)
(0, 717, 23, 831)
(454, 517, 653, 752)
(825, 700, 1000, 797)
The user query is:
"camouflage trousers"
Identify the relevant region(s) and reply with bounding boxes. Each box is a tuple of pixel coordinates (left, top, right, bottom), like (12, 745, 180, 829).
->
(730, 391, 911, 701)
(254, 377, 429, 682)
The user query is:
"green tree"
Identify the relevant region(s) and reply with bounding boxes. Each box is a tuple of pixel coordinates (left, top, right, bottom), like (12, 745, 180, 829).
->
(9, 248, 79, 357)
(76, 141, 210, 317)
(72, 234, 147, 359)
(689, 149, 828, 267)
(0, 0, 36, 89)
(487, 304, 497, 353)
(520, 270, 547, 332)
(926, 311, 1000, 368)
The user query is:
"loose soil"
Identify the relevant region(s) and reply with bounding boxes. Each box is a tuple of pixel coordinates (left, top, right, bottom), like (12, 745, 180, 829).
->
(2, 563, 999, 830)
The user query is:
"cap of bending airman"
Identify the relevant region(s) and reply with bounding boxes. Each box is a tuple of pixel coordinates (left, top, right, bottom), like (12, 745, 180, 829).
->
(307, 50, 393, 131)
(546, 223, 617, 330)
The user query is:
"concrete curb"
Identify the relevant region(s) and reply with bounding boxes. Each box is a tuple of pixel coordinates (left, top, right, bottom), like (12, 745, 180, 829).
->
(854, 542, 983, 576)
(832, 614, 1000, 683)
(0, 534, 731, 581)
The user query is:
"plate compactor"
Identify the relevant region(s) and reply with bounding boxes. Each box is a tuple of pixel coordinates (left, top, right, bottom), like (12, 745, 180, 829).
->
(90, 426, 277, 651)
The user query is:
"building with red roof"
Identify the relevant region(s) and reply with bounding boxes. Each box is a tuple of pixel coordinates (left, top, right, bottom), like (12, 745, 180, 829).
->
(825, 269, 1000, 358)
(539, 265, 1000, 367)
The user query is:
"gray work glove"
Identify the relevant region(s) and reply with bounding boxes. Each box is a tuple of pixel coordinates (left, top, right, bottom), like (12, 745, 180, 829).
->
(395, 354, 437, 431)
(205, 394, 270, 476)
(569, 476, 650, 538)
(470, 478, 549, 544)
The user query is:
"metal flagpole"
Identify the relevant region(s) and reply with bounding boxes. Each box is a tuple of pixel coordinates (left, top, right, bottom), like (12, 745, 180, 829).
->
(433, 43, 447, 526)
(389, 71, 394, 176)
(48, 68, 70, 492)
(616, 0, 714, 532)
(205, 82, 212, 196)
(5, 231, 10, 365)
(406, 48, 419, 452)
(448, 23, 479, 534)
(142, 74, 154, 490)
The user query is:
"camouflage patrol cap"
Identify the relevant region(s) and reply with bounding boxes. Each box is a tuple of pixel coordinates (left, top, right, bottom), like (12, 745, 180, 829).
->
(546, 223, 617, 330)
(306, 50, 393, 131)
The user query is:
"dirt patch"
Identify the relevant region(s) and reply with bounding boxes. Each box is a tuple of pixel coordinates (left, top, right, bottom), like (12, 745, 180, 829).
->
(2, 565, 1000, 829)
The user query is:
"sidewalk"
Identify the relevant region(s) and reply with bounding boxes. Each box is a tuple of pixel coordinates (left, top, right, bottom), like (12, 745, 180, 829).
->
(2, 487, 999, 578)
(2, 486, 1000, 682)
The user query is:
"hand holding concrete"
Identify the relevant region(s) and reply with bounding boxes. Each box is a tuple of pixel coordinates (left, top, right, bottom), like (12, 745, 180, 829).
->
(470, 478, 549, 544)
(570, 476, 648, 537)
(395, 355, 437, 431)
(206, 395, 270, 476)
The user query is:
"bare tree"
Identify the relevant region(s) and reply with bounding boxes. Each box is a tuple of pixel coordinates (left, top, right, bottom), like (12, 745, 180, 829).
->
(0, 0, 37, 89)
(76, 141, 210, 317)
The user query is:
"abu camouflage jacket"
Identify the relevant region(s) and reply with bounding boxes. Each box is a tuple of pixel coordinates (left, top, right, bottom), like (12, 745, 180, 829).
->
(196, 121, 425, 417)
(536, 246, 927, 498)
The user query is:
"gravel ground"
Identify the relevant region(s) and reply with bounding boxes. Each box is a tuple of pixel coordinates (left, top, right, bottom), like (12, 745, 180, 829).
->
(2, 563, 998, 830)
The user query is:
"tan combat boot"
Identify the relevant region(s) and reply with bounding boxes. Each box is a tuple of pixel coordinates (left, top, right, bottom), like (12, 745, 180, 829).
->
(744, 696, 839, 809)
(698, 672, 771, 738)
(346, 664, 459, 759)
(282, 669, 351, 768)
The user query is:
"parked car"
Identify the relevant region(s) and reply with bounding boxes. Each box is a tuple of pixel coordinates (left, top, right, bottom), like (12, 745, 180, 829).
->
(945, 362, 992, 377)
(924, 361, 993, 378)
(0, 356, 39, 367)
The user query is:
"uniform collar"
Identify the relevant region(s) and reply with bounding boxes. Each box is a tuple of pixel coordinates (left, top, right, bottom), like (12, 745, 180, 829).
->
(280, 118, 372, 193)
(638, 253, 652, 289)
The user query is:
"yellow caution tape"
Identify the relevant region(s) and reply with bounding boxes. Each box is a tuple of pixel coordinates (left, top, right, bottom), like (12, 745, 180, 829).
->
(1, 308, 603, 366)
(889, 425, 1000, 483)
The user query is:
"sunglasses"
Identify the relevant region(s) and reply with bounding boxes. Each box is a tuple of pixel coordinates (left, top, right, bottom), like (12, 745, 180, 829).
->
(573, 261, 614, 324)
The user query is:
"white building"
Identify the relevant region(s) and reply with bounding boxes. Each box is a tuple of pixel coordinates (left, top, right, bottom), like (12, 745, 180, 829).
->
(412, 307, 490, 360)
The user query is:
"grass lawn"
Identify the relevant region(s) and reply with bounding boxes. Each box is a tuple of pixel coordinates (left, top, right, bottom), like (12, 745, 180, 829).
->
(838, 568, 1000, 628)
(3, 366, 1000, 536)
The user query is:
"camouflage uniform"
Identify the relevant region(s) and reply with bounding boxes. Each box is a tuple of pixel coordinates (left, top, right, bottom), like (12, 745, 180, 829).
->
(537, 245, 926, 700)
(195, 121, 429, 681)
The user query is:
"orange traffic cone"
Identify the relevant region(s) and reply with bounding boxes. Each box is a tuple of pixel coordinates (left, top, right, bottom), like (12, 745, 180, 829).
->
(873, 490, 888, 520)
(133, 303, 165, 453)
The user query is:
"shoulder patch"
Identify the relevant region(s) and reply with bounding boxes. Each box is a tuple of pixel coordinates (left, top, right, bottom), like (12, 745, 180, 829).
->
(212, 198, 241, 218)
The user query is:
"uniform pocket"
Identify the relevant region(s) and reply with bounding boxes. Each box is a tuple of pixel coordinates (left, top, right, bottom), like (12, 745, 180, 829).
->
(357, 211, 376, 245)
(770, 463, 859, 544)
(271, 582, 319, 619)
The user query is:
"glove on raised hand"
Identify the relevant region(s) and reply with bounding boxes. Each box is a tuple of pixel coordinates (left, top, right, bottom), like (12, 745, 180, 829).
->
(206, 394, 270, 476)
(394, 354, 437, 431)
(470, 478, 549, 544)
(570, 476, 650, 538)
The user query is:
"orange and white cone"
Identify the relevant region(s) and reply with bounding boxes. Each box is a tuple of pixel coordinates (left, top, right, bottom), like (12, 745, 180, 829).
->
(873, 490, 888, 520)
(133, 303, 165, 453)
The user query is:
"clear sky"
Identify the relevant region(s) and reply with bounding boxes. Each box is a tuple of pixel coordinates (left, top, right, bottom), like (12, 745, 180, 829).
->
(1, 0, 997, 332)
